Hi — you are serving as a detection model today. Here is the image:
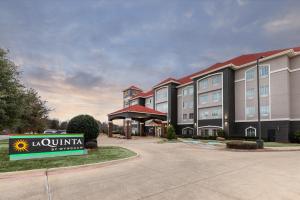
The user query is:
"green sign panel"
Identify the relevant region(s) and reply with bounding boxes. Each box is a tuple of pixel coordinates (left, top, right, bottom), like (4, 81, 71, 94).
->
(9, 134, 87, 160)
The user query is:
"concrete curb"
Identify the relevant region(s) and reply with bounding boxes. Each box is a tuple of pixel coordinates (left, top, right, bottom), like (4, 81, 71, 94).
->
(221, 147, 300, 152)
(0, 153, 140, 180)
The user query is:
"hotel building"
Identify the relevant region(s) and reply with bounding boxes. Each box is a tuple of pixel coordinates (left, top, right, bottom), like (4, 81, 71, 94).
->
(109, 46, 300, 142)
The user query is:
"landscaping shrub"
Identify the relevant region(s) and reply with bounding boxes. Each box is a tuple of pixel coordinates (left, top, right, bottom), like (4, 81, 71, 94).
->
(85, 141, 98, 149)
(166, 125, 177, 140)
(217, 129, 225, 138)
(293, 131, 300, 143)
(226, 141, 257, 150)
(67, 115, 100, 144)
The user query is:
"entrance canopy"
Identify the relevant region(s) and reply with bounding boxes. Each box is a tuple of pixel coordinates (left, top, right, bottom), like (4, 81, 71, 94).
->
(108, 105, 167, 122)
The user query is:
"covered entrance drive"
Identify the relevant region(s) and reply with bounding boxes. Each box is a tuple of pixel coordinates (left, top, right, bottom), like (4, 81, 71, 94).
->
(108, 105, 167, 139)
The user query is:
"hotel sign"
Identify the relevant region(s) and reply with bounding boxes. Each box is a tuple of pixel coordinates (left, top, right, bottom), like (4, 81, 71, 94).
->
(9, 134, 86, 160)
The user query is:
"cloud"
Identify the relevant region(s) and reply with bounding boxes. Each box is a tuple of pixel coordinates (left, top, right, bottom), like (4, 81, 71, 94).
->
(263, 12, 300, 33)
(65, 71, 105, 89)
(0, 0, 299, 122)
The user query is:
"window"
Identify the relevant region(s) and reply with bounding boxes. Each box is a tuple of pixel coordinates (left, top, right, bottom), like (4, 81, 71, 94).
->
(183, 88, 188, 96)
(246, 106, 255, 117)
(259, 66, 269, 78)
(245, 127, 256, 137)
(156, 87, 168, 102)
(212, 91, 221, 102)
(199, 110, 209, 119)
(130, 100, 138, 106)
(199, 79, 208, 89)
(246, 88, 255, 99)
(189, 113, 194, 119)
(211, 108, 221, 119)
(261, 105, 269, 117)
(145, 98, 153, 108)
(183, 86, 193, 96)
(183, 101, 193, 109)
(182, 128, 193, 135)
(212, 75, 221, 85)
(183, 114, 188, 120)
(246, 68, 255, 81)
(156, 102, 168, 113)
(260, 85, 269, 97)
(199, 94, 208, 104)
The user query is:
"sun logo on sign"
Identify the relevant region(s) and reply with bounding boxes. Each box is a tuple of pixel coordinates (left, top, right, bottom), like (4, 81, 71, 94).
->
(13, 140, 29, 152)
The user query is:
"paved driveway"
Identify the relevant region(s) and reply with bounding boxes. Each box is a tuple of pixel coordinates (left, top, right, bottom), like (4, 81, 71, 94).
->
(1, 135, 300, 200)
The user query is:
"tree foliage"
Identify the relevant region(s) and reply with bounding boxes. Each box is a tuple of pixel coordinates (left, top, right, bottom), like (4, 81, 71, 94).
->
(0, 48, 50, 133)
(66, 115, 100, 142)
(166, 125, 177, 140)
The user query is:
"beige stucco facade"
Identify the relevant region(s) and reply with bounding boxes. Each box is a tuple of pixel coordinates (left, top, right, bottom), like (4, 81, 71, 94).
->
(235, 55, 300, 122)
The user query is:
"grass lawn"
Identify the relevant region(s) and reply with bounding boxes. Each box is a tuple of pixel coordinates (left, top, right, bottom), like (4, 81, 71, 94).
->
(264, 142, 300, 147)
(0, 139, 8, 148)
(0, 140, 136, 173)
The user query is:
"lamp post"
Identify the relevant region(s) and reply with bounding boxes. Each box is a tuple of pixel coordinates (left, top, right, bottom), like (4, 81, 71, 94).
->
(256, 56, 264, 149)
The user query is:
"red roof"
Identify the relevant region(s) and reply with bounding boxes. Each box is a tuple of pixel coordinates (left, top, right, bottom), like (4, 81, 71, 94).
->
(108, 105, 166, 116)
(176, 46, 300, 85)
(153, 77, 180, 88)
(131, 90, 154, 99)
(122, 85, 143, 92)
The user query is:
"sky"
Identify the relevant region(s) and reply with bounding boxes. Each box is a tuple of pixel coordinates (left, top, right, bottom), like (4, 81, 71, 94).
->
(0, 0, 300, 122)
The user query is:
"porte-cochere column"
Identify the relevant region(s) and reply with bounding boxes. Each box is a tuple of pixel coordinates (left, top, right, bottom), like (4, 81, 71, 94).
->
(125, 118, 132, 139)
(108, 121, 113, 137)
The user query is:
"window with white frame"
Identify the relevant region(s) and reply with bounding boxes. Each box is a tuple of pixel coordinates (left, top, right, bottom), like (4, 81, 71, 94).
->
(155, 87, 168, 102)
(183, 86, 193, 96)
(199, 79, 208, 89)
(183, 100, 193, 109)
(246, 68, 255, 81)
(156, 102, 168, 113)
(183, 114, 188, 120)
(246, 88, 255, 99)
(199, 94, 208, 104)
(246, 106, 255, 117)
(182, 128, 193, 135)
(212, 91, 221, 102)
(260, 105, 269, 117)
(259, 65, 269, 78)
(260, 85, 269, 97)
(199, 110, 209, 119)
(245, 127, 256, 137)
(189, 113, 194, 119)
(212, 75, 221, 85)
(211, 108, 222, 119)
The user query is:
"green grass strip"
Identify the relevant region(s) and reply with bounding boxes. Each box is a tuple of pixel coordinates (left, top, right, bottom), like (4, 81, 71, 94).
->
(10, 150, 87, 160)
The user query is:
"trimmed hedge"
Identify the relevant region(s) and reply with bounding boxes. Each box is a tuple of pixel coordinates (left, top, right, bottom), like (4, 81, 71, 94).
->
(226, 141, 257, 150)
(67, 115, 100, 144)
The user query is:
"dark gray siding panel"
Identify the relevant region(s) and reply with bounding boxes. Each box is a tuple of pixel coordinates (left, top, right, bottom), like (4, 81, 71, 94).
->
(198, 119, 222, 127)
(235, 121, 290, 142)
(177, 124, 195, 135)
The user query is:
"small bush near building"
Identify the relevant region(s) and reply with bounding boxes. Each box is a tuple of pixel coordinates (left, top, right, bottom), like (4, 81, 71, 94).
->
(293, 131, 300, 143)
(217, 129, 225, 138)
(67, 115, 100, 147)
(226, 141, 257, 150)
(166, 125, 177, 140)
(85, 141, 98, 149)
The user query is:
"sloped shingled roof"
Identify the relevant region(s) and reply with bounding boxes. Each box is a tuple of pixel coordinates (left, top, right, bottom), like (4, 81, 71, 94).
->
(175, 46, 300, 85)
(126, 46, 300, 95)
(108, 105, 166, 116)
(122, 85, 143, 92)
